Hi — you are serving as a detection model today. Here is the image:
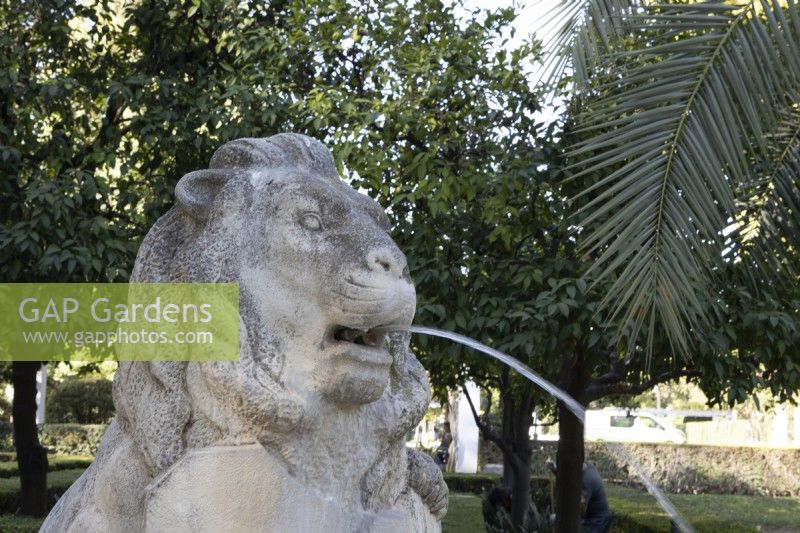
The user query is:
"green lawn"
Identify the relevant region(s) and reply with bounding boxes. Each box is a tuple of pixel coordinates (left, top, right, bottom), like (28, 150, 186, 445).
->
(0, 467, 87, 533)
(0, 468, 86, 495)
(443, 486, 800, 533)
(0, 455, 94, 478)
(607, 484, 800, 532)
(443, 493, 485, 533)
(0, 468, 797, 533)
(0, 514, 42, 533)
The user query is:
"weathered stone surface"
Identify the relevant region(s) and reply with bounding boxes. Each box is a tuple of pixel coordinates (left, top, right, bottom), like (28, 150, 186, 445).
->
(144, 444, 415, 532)
(41, 134, 447, 532)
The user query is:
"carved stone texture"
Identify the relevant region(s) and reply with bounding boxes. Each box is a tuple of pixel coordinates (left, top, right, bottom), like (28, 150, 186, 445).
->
(41, 134, 447, 532)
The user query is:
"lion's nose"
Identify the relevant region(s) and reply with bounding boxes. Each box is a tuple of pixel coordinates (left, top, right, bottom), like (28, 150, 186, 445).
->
(367, 247, 408, 279)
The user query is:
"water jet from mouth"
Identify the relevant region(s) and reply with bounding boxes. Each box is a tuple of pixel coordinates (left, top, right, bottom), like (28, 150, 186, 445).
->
(378, 324, 693, 533)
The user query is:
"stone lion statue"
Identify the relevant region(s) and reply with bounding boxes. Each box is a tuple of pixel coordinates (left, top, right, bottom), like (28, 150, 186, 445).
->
(42, 134, 448, 532)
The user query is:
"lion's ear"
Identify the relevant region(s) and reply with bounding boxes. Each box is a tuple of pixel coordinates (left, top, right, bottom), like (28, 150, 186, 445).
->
(175, 170, 231, 221)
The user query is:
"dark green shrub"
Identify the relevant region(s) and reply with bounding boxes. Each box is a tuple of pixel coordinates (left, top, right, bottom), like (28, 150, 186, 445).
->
(481, 487, 552, 532)
(0, 421, 12, 452)
(482, 440, 800, 497)
(444, 472, 501, 494)
(46, 377, 114, 424)
(0, 395, 11, 422)
(444, 472, 552, 498)
(39, 424, 106, 456)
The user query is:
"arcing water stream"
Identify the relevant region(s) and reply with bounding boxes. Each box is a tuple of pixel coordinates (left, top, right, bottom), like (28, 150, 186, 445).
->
(386, 325, 694, 533)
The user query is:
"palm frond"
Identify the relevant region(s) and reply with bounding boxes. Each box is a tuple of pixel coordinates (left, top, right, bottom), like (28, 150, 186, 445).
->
(535, 0, 640, 90)
(734, 105, 800, 283)
(557, 1, 800, 357)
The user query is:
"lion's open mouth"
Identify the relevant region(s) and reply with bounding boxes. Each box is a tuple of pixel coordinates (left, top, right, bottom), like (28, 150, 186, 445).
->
(332, 327, 386, 348)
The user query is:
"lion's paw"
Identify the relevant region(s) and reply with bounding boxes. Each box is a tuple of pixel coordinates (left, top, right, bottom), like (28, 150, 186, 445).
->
(406, 448, 448, 520)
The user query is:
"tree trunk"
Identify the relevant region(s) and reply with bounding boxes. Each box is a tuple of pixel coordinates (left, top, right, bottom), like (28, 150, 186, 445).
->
(500, 368, 515, 489)
(508, 431, 532, 527)
(463, 370, 536, 530)
(507, 386, 534, 529)
(555, 400, 584, 532)
(12, 362, 48, 517)
(555, 354, 589, 533)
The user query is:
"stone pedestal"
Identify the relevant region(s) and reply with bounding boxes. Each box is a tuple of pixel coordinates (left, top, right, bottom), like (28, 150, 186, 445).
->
(145, 444, 413, 533)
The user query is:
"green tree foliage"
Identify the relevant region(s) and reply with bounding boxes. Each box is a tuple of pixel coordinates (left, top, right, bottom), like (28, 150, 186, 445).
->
(0, 0, 551, 519)
(46, 378, 114, 424)
(0, 0, 327, 280)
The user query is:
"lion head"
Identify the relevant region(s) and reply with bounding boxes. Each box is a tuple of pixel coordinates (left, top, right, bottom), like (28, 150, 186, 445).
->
(114, 134, 428, 480)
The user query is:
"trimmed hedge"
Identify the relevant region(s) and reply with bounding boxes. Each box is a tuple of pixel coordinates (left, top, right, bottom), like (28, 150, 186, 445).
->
(39, 424, 107, 456)
(444, 472, 502, 495)
(444, 472, 552, 496)
(0, 422, 107, 456)
(46, 377, 114, 424)
(480, 440, 800, 497)
(0, 423, 11, 452)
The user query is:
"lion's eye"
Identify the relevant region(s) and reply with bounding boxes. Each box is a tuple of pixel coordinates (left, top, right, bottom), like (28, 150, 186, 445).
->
(300, 212, 323, 231)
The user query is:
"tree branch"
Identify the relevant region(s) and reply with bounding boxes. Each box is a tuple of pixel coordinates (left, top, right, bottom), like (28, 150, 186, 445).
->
(583, 368, 702, 403)
(592, 352, 630, 385)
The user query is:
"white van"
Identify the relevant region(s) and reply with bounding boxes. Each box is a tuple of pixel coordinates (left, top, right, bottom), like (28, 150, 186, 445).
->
(584, 409, 686, 444)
